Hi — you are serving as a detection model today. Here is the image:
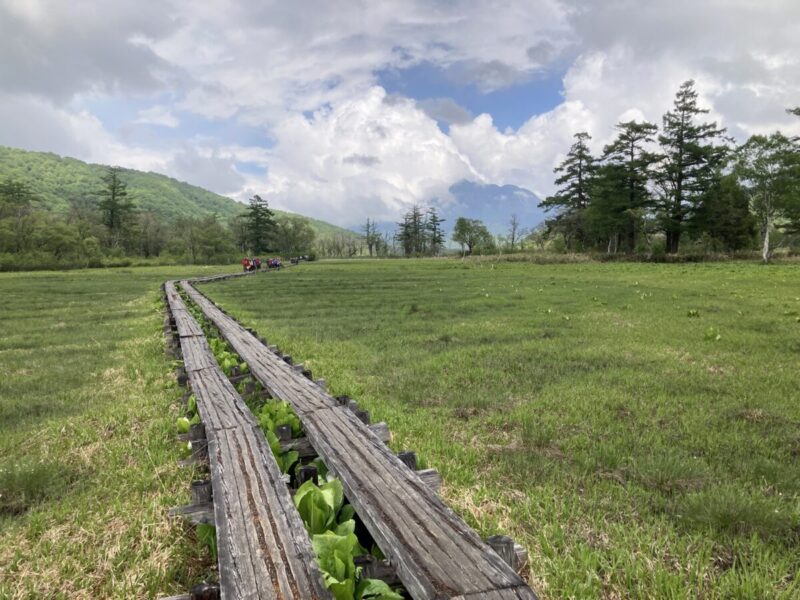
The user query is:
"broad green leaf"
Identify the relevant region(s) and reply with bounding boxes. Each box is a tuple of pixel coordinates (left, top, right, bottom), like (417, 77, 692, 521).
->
(370, 544, 385, 561)
(335, 519, 355, 536)
(356, 578, 403, 600)
(313, 531, 357, 586)
(338, 504, 356, 524)
(320, 479, 344, 513)
(176, 416, 190, 433)
(279, 450, 299, 474)
(298, 487, 335, 534)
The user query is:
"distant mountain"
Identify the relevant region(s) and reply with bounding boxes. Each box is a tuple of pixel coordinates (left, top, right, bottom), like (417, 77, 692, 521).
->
(441, 180, 545, 234)
(0, 146, 352, 237)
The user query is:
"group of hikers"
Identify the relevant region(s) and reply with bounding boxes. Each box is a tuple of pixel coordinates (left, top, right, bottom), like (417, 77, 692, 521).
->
(241, 256, 282, 272)
(241, 255, 312, 272)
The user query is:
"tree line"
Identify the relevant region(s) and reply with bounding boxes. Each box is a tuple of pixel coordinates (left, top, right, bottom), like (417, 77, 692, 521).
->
(541, 81, 800, 262)
(353, 208, 519, 258)
(0, 171, 319, 270)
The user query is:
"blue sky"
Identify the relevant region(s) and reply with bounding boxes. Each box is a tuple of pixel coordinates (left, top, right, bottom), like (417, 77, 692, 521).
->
(378, 62, 565, 132)
(1, 0, 798, 228)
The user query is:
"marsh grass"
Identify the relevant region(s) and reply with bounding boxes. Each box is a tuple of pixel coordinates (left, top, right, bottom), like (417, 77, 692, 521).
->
(675, 487, 798, 542)
(203, 258, 800, 599)
(0, 460, 74, 515)
(0, 265, 233, 598)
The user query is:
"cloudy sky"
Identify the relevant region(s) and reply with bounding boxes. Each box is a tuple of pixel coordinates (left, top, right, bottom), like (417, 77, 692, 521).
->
(1, 0, 798, 227)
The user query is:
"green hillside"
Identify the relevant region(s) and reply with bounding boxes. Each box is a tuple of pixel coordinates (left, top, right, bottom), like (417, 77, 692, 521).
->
(0, 146, 352, 236)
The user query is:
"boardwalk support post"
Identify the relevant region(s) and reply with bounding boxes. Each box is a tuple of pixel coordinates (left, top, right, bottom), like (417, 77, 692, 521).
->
(397, 451, 417, 471)
(191, 480, 212, 504)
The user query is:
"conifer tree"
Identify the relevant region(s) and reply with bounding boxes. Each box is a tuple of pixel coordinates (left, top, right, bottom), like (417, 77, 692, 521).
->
(598, 120, 659, 253)
(426, 207, 446, 255)
(656, 80, 729, 253)
(97, 167, 135, 247)
(245, 194, 275, 254)
(539, 132, 595, 248)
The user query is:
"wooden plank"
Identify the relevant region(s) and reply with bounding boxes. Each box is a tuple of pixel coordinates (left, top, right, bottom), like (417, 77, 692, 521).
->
(165, 280, 331, 600)
(168, 502, 214, 525)
(165, 281, 204, 338)
(182, 280, 539, 600)
(181, 335, 219, 373)
(181, 282, 336, 417)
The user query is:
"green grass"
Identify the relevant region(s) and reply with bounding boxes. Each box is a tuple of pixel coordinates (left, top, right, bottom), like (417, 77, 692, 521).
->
(200, 259, 800, 599)
(0, 265, 234, 599)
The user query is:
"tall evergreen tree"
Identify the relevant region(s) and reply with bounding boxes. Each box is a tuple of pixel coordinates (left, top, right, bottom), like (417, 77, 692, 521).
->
(396, 205, 427, 256)
(539, 132, 595, 249)
(656, 80, 729, 253)
(96, 167, 135, 248)
(245, 194, 275, 254)
(426, 207, 446, 255)
(598, 120, 659, 253)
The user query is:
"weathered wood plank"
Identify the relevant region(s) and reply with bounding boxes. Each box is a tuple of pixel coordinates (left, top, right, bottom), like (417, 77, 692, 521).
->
(164, 280, 331, 600)
(182, 280, 538, 600)
(168, 502, 214, 525)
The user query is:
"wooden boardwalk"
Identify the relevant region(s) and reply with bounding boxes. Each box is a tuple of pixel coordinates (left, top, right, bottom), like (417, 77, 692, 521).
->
(181, 279, 538, 600)
(164, 281, 330, 600)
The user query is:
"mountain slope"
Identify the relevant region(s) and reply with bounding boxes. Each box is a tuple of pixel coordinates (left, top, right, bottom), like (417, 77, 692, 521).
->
(0, 146, 353, 236)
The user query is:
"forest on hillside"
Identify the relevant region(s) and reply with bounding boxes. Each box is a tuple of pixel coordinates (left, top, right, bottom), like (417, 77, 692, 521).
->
(0, 148, 362, 271)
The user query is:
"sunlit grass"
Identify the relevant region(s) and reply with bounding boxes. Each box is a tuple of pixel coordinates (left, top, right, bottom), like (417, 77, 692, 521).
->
(0, 265, 233, 599)
(204, 258, 800, 599)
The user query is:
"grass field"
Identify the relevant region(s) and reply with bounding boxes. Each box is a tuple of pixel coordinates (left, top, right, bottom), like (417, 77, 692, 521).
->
(201, 259, 800, 599)
(0, 265, 234, 599)
(1, 260, 798, 599)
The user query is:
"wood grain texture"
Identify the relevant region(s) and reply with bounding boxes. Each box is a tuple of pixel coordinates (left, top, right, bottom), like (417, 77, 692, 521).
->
(165, 281, 330, 600)
(182, 280, 539, 600)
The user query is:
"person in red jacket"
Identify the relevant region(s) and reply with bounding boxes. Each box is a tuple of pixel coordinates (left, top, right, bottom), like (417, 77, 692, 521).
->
(241, 257, 251, 272)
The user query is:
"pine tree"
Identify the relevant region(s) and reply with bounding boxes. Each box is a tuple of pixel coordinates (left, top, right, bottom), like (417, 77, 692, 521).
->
(245, 194, 275, 254)
(656, 80, 730, 253)
(396, 206, 428, 256)
(426, 207, 446, 255)
(539, 132, 595, 249)
(410, 205, 426, 254)
(599, 120, 659, 253)
(96, 167, 135, 248)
